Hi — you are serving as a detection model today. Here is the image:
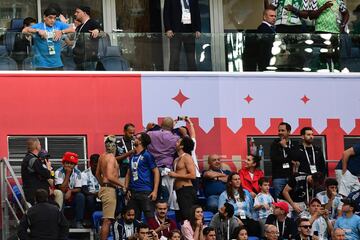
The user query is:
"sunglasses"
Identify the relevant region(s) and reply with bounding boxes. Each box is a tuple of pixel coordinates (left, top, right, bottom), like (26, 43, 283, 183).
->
(300, 225, 312, 229)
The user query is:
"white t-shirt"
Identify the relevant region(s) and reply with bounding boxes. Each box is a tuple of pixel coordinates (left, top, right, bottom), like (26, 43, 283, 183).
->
(191, 138, 201, 178)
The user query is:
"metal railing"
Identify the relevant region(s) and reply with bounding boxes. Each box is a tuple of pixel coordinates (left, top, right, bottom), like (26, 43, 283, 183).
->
(1, 157, 28, 240)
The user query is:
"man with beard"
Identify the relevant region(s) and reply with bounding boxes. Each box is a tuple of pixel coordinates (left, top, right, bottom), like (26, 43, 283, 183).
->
(113, 206, 141, 240)
(270, 122, 297, 199)
(97, 135, 124, 240)
(293, 127, 326, 175)
(116, 123, 136, 178)
(125, 132, 160, 221)
(209, 202, 241, 240)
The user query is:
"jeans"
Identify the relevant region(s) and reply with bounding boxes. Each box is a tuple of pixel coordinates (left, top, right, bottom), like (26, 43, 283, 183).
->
(272, 178, 288, 200)
(206, 195, 219, 213)
(71, 192, 85, 222)
(128, 191, 155, 221)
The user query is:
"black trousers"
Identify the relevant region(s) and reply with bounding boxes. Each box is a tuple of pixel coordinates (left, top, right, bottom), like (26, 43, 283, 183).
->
(176, 186, 197, 221)
(169, 33, 197, 71)
(128, 191, 155, 221)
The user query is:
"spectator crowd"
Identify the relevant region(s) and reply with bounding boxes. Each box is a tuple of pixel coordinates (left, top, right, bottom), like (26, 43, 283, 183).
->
(17, 118, 360, 240)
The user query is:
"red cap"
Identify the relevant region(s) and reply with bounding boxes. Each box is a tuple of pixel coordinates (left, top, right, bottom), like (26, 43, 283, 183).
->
(273, 202, 289, 214)
(62, 152, 79, 165)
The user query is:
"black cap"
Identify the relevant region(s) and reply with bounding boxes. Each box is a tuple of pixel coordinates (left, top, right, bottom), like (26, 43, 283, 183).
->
(341, 198, 357, 209)
(77, 6, 91, 16)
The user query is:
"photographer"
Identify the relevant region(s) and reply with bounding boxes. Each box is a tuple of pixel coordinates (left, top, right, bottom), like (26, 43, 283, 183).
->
(136, 223, 159, 240)
(307, 198, 333, 240)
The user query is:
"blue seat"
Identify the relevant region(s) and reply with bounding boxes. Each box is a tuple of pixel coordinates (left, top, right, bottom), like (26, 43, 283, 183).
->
(167, 210, 176, 221)
(249, 236, 260, 240)
(0, 56, 18, 70)
(203, 211, 214, 225)
(92, 211, 103, 233)
(99, 46, 130, 71)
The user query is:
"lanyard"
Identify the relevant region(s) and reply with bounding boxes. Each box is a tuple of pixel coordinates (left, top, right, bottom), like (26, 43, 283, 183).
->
(122, 138, 134, 153)
(303, 145, 315, 166)
(227, 219, 230, 240)
(305, 178, 313, 205)
(131, 153, 144, 168)
(283, 139, 291, 158)
(276, 219, 286, 237)
(155, 215, 169, 235)
(43, 23, 54, 36)
(181, 0, 190, 9)
(74, 18, 89, 42)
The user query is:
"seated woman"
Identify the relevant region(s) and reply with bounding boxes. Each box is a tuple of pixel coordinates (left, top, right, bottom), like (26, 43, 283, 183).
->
(169, 230, 182, 240)
(181, 205, 205, 240)
(232, 226, 249, 240)
(239, 155, 264, 198)
(219, 173, 260, 237)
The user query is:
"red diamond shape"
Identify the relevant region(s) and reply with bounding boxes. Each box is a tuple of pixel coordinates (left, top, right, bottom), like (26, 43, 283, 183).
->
(244, 94, 253, 104)
(172, 90, 189, 108)
(301, 95, 310, 104)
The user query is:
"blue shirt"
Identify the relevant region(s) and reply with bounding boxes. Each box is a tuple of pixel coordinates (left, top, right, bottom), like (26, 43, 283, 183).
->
(31, 21, 68, 68)
(335, 214, 360, 240)
(203, 169, 231, 197)
(336, 144, 360, 176)
(129, 150, 157, 192)
(254, 192, 274, 220)
(218, 189, 254, 219)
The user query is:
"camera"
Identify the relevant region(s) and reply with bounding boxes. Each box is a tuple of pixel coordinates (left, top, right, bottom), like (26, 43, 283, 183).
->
(177, 116, 188, 121)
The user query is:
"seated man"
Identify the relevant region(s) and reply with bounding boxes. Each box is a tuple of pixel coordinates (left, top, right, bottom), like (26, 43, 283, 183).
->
(266, 202, 297, 240)
(55, 152, 85, 228)
(81, 154, 101, 223)
(316, 178, 343, 220)
(113, 206, 141, 240)
(294, 218, 314, 240)
(334, 198, 360, 240)
(202, 154, 231, 213)
(209, 202, 240, 240)
(203, 227, 216, 240)
(147, 200, 177, 239)
(307, 198, 333, 240)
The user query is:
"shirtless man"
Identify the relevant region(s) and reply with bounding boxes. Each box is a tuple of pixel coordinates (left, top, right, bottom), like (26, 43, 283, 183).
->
(169, 136, 196, 221)
(96, 135, 124, 240)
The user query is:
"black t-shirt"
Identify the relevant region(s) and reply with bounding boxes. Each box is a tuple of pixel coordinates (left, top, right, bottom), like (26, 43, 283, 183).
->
(292, 144, 326, 175)
(73, 18, 101, 63)
(116, 137, 134, 177)
(270, 139, 297, 179)
(279, 173, 311, 203)
(266, 214, 296, 240)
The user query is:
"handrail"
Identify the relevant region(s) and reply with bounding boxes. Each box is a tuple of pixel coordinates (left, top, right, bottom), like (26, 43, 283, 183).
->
(1, 157, 29, 240)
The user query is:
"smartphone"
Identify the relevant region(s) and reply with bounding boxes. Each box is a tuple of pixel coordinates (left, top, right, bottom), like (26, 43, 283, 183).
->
(314, 231, 319, 236)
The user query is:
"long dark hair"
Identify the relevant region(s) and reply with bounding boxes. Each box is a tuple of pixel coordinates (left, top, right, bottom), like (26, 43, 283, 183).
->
(226, 172, 245, 201)
(189, 205, 203, 231)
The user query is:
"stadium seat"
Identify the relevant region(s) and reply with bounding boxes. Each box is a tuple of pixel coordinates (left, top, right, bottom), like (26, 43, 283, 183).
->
(99, 46, 130, 71)
(0, 57, 18, 70)
(203, 211, 213, 225)
(22, 57, 33, 70)
(92, 211, 103, 234)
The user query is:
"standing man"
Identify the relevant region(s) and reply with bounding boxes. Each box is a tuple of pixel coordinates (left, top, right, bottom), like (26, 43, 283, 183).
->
(203, 154, 231, 213)
(116, 123, 136, 178)
(270, 122, 296, 199)
(163, 0, 201, 71)
(96, 135, 125, 240)
(126, 132, 160, 221)
(21, 138, 52, 206)
(169, 136, 196, 221)
(267, 0, 309, 33)
(334, 198, 360, 240)
(294, 127, 326, 175)
(257, 9, 276, 71)
(73, 6, 102, 70)
(335, 143, 360, 196)
(22, 8, 73, 70)
(17, 189, 69, 240)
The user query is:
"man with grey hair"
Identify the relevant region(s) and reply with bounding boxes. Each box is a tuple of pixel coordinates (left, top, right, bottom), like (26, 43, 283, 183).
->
(96, 135, 124, 240)
(333, 228, 345, 240)
(264, 224, 280, 240)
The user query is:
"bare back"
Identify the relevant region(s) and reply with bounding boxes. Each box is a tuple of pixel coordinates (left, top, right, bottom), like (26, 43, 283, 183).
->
(97, 152, 119, 185)
(174, 153, 195, 189)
